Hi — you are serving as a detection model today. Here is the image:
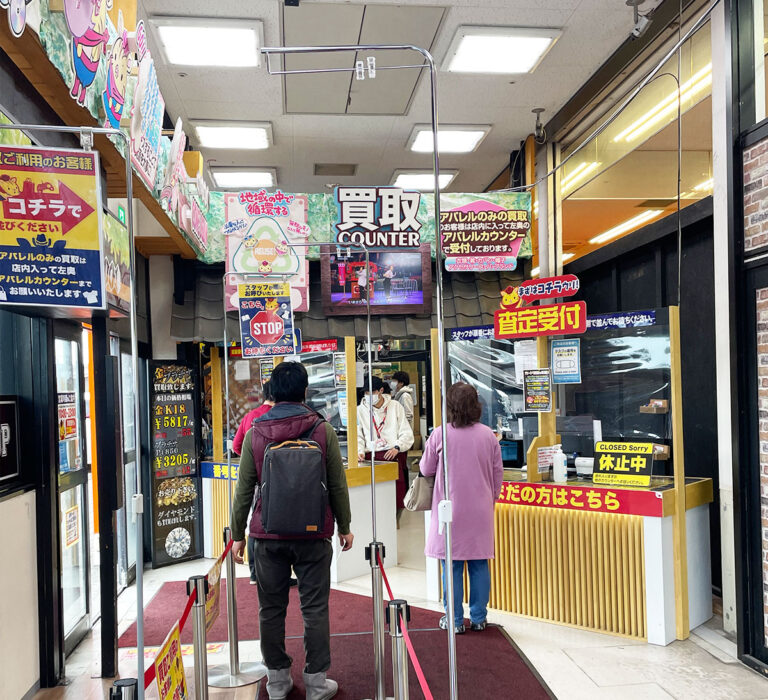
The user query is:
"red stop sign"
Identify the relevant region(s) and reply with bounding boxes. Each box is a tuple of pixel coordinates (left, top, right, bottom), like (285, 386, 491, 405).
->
(250, 311, 284, 345)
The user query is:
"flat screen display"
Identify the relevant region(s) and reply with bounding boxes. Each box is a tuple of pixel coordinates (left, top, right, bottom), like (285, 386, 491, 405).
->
(321, 244, 432, 316)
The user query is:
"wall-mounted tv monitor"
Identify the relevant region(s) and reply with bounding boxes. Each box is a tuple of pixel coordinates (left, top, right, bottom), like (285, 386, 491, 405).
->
(321, 243, 432, 316)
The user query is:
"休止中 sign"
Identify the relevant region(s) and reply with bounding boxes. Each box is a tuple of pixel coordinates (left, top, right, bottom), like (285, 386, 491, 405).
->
(0, 145, 104, 309)
(593, 441, 654, 487)
(238, 282, 295, 358)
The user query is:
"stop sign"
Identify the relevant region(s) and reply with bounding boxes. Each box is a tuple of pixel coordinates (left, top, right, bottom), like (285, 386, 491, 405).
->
(250, 311, 284, 346)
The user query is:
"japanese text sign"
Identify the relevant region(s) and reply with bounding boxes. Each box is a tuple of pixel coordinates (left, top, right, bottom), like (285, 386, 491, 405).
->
(518, 275, 579, 303)
(0, 145, 104, 310)
(587, 310, 656, 330)
(302, 339, 338, 354)
(551, 339, 581, 384)
(333, 186, 422, 248)
(201, 462, 239, 480)
(224, 190, 309, 312)
(154, 621, 188, 700)
(449, 325, 495, 342)
(495, 300, 587, 339)
(238, 282, 295, 358)
(205, 558, 223, 633)
(523, 369, 552, 412)
(441, 194, 531, 272)
(497, 480, 664, 517)
(593, 442, 654, 487)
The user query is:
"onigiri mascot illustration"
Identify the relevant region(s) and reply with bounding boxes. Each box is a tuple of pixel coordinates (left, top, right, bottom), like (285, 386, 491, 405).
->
(66, 0, 112, 106)
(102, 12, 132, 129)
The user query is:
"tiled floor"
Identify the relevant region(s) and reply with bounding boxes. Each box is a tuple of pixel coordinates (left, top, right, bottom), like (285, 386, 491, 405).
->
(33, 511, 768, 699)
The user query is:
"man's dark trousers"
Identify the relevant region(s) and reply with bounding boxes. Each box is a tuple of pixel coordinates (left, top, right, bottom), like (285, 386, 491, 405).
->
(253, 538, 333, 673)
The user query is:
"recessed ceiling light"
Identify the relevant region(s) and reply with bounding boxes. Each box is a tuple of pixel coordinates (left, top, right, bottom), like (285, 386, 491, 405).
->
(561, 162, 600, 195)
(391, 170, 457, 191)
(194, 122, 272, 150)
(151, 17, 263, 67)
(212, 168, 276, 189)
(589, 210, 663, 245)
(562, 253, 574, 261)
(408, 125, 490, 153)
(444, 26, 561, 74)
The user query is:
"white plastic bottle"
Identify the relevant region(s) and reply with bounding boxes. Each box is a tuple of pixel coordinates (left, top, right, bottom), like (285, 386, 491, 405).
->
(553, 445, 568, 483)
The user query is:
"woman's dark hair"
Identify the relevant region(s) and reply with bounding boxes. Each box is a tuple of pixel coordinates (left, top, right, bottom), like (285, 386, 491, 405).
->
(269, 362, 308, 403)
(392, 370, 410, 386)
(446, 382, 482, 428)
(262, 380, 274, 402)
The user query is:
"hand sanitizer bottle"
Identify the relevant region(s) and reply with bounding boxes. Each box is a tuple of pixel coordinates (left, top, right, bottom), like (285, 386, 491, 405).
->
(553, 445, 568, 483)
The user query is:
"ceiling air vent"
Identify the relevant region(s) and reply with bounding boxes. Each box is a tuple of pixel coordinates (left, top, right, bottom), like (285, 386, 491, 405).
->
(314, 163, 358, 177)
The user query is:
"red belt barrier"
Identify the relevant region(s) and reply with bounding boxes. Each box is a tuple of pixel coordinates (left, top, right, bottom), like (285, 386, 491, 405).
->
(142, 538, 237, 689)
(377, 552, 434, 700)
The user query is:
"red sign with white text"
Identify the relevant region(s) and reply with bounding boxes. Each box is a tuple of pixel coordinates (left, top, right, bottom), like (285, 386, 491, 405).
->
(302, 339, 338, 354)
(518, 275, 579, 303)
(494, 300, 587, 339)
(497, 481, 664, 517)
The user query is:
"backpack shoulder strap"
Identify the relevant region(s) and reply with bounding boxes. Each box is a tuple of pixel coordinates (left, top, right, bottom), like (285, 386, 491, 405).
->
(300, 417, 325, 440)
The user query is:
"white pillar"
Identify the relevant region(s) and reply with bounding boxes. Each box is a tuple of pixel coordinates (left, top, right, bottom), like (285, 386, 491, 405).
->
(148, 255, 178, 360)
(711, 1, 737, 635)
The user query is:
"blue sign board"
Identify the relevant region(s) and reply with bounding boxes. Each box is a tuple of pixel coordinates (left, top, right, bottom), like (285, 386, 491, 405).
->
(551, 339, 581, 384)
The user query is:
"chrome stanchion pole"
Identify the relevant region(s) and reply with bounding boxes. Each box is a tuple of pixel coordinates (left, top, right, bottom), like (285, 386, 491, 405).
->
(367, 542, 386, 700)
(110, 679, 138, 699)
(388, 599, 410, 700)
(209, 527, 266, 687)
(188, 575, 209, 700)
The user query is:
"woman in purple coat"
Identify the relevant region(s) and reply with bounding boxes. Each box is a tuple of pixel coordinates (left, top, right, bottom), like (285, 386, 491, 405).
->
(421, 382, 504, 633)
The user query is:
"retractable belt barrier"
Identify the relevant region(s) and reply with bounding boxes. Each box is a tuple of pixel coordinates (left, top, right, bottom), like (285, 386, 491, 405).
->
(141, 538, 235, 690)
(377, 552, 434, 700)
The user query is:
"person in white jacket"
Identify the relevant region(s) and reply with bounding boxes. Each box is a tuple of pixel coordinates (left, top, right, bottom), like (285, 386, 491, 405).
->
(391, 370, 414, 430)
(358, 376, 414, 520)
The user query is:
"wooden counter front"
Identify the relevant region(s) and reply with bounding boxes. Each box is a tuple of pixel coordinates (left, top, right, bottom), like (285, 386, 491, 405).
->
(345, 462, 398, 488)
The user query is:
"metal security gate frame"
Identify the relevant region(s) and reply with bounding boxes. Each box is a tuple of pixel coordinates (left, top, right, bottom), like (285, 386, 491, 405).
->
(0, 122, 145, 692)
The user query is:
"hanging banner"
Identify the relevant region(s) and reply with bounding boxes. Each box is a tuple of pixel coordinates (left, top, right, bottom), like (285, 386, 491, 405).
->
(0, 145, 104, 310)
(333, 186, 422, 248)
(130, 20, 165, 189)
(103, 211, 131, 313)
(154, 621, 189, 700)
(238, 282, 295, 358)
(551, 339, 581, 384)
(224, 190, 309, 312)
(440, 192, 531, 271)
(149, 362, 202, 568)
(523, 369, 552, 412)
(495, 301, 587, 339)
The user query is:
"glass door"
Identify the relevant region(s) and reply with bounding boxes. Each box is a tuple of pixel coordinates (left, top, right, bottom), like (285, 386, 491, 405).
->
(55, 328, 91, 655)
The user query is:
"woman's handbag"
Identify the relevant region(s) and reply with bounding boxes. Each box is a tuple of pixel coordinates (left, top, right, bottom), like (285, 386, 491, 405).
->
(404, 473, 435, 512)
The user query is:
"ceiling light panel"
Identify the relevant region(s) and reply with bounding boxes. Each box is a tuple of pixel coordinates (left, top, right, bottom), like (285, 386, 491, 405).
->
(391, 171, 457, 191)
(151, 18, 263, 67)
(212, 169, 276, 190)
(194, 122, 272, 150)
(589, 210, 663, 245)
(408, 125, 491, 153)
(444, 27, 561, 74)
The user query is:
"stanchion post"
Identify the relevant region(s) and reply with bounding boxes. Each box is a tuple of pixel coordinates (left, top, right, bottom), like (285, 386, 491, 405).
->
(367, 543, 386, 700)
(208, 528, 266, 688)
(387, 599, 410, 700)
(110, 679, 138, 699)
(188, 576, 210, 700)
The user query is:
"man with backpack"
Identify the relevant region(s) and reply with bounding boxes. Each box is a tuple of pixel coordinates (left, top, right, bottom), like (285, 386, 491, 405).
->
(231, 361, 353, 700)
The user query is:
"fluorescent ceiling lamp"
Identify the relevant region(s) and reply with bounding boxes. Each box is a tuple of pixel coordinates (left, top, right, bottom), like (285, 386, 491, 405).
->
(391, 170, 457, 191)
(531, 266, 540, 277)
(561, 162, 600, 194)
(444, 26, 561, 74)
(212, 169, 275, 189)
(533, 199, 539, 216)
(152, 17, 262, 67)
(195, 122, 272, 150)
(613, 63, 712, 143)
(563, 253, 574, 261)
(589, 210, 663, 245)
(694, 177, 714, 192)
(408, 125, 490, 153)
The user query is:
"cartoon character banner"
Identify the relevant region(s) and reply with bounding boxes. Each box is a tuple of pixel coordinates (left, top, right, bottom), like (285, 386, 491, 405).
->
(225, 190, 310, 312)
(440, 192, 531, 272)
(238, 282, 295, 358)
(0, 145, 105, 310)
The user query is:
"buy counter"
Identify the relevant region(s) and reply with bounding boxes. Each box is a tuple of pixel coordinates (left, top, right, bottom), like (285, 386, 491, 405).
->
(488, 474, 713, 645)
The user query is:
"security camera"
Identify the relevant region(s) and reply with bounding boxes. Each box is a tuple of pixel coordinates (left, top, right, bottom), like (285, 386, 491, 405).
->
(632, 14, 651, 38)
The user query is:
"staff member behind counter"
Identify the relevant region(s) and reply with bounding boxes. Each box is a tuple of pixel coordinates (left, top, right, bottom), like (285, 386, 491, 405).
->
(358, 376, 414, 522)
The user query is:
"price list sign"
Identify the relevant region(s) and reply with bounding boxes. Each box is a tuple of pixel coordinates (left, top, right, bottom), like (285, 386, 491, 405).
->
(149, 362, 202, 568)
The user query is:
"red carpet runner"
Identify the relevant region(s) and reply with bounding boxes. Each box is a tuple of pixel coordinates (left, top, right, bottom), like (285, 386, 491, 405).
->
(120, 579, 553, 699)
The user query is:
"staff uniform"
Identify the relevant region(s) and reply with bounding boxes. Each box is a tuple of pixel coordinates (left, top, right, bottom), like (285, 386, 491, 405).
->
(357, 394, 414, 508)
